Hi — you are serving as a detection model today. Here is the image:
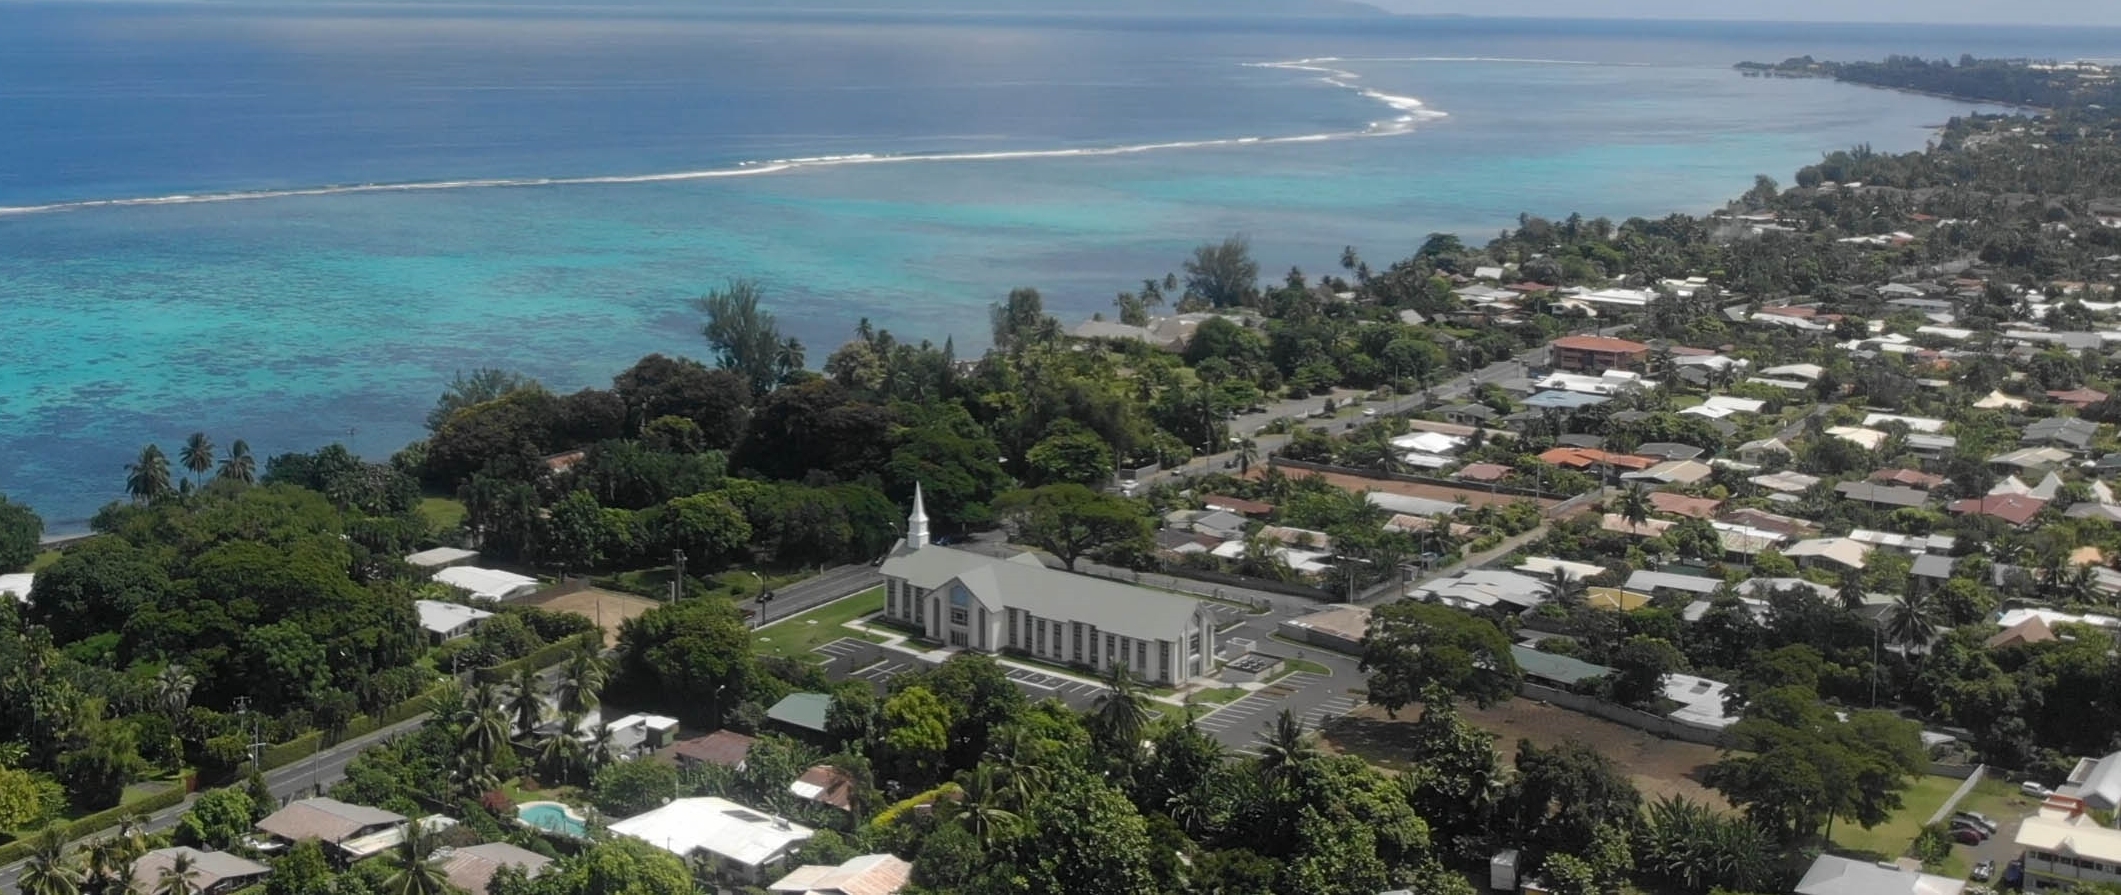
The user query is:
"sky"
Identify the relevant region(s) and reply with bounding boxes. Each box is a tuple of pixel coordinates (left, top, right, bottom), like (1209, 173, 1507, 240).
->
(1364, 0, 2121, 26)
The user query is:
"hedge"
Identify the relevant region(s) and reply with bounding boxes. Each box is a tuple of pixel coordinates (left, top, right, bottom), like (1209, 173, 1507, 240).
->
(258, 681, 455, 772)
(473, 632, 599, 685)
(0, 785, 190, 865)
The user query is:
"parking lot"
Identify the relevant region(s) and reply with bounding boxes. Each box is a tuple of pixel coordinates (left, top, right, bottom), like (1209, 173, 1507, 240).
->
(812, 638, 1110, 710)
(1193, 671, 1361, 752)
(1003, 666, 1107, 705)
(1199, 602, 1253, 631)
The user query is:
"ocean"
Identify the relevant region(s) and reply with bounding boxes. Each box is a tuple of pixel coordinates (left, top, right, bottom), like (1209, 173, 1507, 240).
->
(2, 4, 2115, 530)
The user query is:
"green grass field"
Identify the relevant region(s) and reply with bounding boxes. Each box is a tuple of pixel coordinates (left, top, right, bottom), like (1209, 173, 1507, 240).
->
(1190, 687, 1248, 705)
(28, 550, 62, 572)
(1829, 774, 1962, 862)
(752, 587, 888, 662)
(420, 496, 467, 531)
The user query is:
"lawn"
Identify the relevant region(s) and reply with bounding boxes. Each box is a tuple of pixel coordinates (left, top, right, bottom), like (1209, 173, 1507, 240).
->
(752, 587, 888, 661)
(420, 496, 467, 530)
(605, 565, 813, 603)
(1829, 774, 1963, 862)
(28, 550, 62, 572)
(1954, 775, 2044, 823)
(1189, 687, 1248, 705)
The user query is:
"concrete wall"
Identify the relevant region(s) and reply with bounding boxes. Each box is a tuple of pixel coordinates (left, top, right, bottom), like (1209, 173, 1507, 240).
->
(1519, 683, 1727, 747)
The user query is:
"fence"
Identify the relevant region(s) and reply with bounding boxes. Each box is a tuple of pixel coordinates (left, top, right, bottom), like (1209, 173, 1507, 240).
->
(1519, 682, 1727, 747)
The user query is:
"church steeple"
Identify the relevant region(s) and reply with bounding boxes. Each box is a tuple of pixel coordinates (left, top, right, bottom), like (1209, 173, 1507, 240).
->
(907, 482, 931, 551)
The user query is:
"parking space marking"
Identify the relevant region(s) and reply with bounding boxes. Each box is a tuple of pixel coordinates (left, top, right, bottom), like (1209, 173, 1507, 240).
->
(1301, 694, 1362, 729)
(1195, 690, 1284, 733)
(814, 638, 868, 658)
(856, 661, 910, 681)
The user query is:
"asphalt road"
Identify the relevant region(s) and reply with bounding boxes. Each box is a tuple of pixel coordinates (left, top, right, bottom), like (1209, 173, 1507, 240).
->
(749, 563, 883, 629)
(0, 713, 432, 895)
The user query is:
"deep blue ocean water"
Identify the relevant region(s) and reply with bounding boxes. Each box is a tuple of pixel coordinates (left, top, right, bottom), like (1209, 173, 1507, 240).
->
(3, 4, 2117, 530)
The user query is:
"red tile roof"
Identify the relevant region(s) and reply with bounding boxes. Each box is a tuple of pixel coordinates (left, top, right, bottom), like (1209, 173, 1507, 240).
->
(1551, 335, 1650, 354)
(1538, 447, 1656, 471)
(672, 731, 755, 768)
(1200, 494, 1275, 516)
(1948, 494, 2048, 526)
(1648, 491, 1723, 519)
(1457, 463, 1511, 482)
(1869, 468, 1947, 490)
(2049, 388, 2110, 407)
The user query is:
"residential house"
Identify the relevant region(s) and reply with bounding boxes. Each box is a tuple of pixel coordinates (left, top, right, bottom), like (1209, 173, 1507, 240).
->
(610, 797, 815, 885)
(1720, 507, 1814, 537)
(1601, 514, 1673, 538)
(1792, 854, 1965, 895)
(129, 848, 271, 895)
(1538, 447, 1655, 472)
(2062, 750, 2121, 812)
(1758, 363, 1825, 380)
(432, 566, 542, 602)
(1911, 554, 1957, 581)
(1436, 403, 1499, 427)
(1456, 462, 1511, 483)
(1186, 509, 1248, 541)
(1835, 481, 1931, 509)
(1752, 470, 1821, 497)
(1664, 673, 1740, 731)
(1862, 413, 1947, 434)
(404, 547, 479, 570)
(1679, 395, 1765, 420)
(1413, 570, 1552, 613)
(2025, 417, 2101, 452)
(789, 766, 858, 813)
(437, 843, 553, 895)
(1514, 557, 1607, 580)
(1648, 492, 1722, 519)
(1905, 433, 1959, 461)
(879, 486, 1217, 684)
(1509, 646, 1611, 691)
(1992, 446, 2076, 473)
(766, 694, 833, 740)
(1548, 335, 1650, 374)
(1985, 614, 2058, 649)
(1870, 468, 1947, 490)
(1827, 426, 1889, 451)
(1620, 460, 1713, 486)
(673, 731, 756, 771)
(2016, 799, 2121, 892)
(767, 854, 914, 895)
(1949, 493, 2048, 527)
(2051, 387, 2111, 409)
(605, 714, 680, 756)
(253, 798, 407, 860)
(1523, 390, 1611, 411)
(1782, 538, 1873, 572)
(414, 599, 494, 646)
(1735, 438, 1792, 463)
(1634, 442, 1706, 462)
(1624, 570, 1723, 596)
(1199, 494, 1274, 517)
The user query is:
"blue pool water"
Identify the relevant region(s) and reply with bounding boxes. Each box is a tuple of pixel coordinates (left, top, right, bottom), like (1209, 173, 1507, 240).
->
(516, 802, 587, 837)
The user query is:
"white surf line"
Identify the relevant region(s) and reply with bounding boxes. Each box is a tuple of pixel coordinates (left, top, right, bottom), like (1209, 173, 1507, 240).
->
(0, 58, 1449, 218)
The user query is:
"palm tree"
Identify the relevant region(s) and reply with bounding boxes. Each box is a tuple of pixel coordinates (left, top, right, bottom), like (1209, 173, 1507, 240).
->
(557, 648, 606, 718)
(1618, 483, 1652, 528)
(80, 837, 133, 895)
(152, 852, 199, 895)
(383, 825, 452, 895)
(450, 753, 500, 801)
(1547, 569, 1588, 611)
(984, 727, 1051, 808)
(504, 667, 544, 741)
(458, 683, 508, 763)
(951, 765, 1021, 847)
(216, 440, 256, 485)
(153, 664, 196, 720)
(772, 337, 806, 385)
(1837, 571, 1869, 615)
(177, 433, 215, 488)
(20, 827, 83, 895)
(585, 723, 616, 772)
(1883, 588, 1942, 656)
(1236, 437, 1259, 475)
(1092, 665, 1152, 758)
(1253, 709, 1316, 789)
(537, 722, 587, 786)
(125, 445, 173, 504)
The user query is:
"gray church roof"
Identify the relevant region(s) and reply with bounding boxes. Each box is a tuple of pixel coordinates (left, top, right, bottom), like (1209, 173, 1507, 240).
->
(881, 546, 1207, 635)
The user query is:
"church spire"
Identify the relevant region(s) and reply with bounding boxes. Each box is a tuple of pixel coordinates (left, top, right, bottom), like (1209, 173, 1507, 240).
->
(907, 482, 931, 551)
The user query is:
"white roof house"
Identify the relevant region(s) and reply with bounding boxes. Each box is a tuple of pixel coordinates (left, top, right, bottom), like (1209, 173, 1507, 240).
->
(2064, 750, 2121, 811)
(1826, 426, 1888, 450)
(1862, 413, 1947, 434)
(1793, 854, 1964, 895)
(1663, 674, 1739, 730)
(2015, 804, 2121, 890)
(1997, 608, 2121, 631)
(0, 573, 31, 603)
(1514, 557, 1606, 580)
(432, 566, 541, 602)
(1782, 538, 1874, 571)
(1413, 570, 1552, 612)
(404, 547, 479, 569)
(611, 797, 813, 879)
(1760, 363, 1825, 380)
(414, 600, 494, 642)
(1389, 432, 1465, 455)
(767, 854, 913, 895)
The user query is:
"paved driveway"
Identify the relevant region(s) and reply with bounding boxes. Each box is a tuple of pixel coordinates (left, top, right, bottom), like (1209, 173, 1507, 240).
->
(812, 638, 1109, 711)
(1194, 667, 1365, 752)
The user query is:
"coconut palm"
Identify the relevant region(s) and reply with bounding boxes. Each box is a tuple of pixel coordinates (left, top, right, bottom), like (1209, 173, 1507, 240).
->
(984, 727, 1050, 808)
(556, 648, 606, 718)
(1092, 664, 1152, 758)
(125, 445, 173, 504)
(1253, 709, 1316, 789)
(177, 433, 215, 488)
(153, 664, 196, 719)
(1547, 569, 1588, 610)
(1883, 588, 1942, 656)
(950, 765, 1021, 847)
(216, 440, 256, 485)
(20, 827, 83, 895)
(1837, 571, 1868, 615)
(1618, 483, 1652, 528)
(80, 836, 134, 895)
(537, 722, 587, 785)
(772, 337, 806, 386)
(458, 683, 509, 763)
(1235, 437, 1259, 475)
(504, 667, 544, 741)
(450, 753, 499, 801)
(585, 723, 616, 772)
(383, 824, 451, 895)
(152, 851, 199, 895)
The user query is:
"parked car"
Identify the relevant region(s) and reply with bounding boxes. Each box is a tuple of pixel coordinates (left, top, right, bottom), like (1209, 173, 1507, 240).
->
(1362, 407, 1378, 417)
(2023, 781, 2054, 799)
(1951, 827, 1987, 845)
(1951, 818, 1987, 835)
(1972, 859, 1996, 882)
(1956, 811, 2000, 834)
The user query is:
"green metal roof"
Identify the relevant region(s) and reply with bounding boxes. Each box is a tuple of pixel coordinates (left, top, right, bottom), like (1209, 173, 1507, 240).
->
(766, 692, 832, 733)
(1510, 645, 1611, 686)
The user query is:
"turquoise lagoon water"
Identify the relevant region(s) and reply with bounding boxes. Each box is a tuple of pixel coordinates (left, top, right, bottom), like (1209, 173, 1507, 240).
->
(0, 6, 2097, 529)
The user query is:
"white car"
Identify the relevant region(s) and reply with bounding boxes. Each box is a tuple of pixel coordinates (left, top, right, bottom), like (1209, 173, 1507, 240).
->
(2023, 781, 2054, 799)
(1362, 408, 1378, 417)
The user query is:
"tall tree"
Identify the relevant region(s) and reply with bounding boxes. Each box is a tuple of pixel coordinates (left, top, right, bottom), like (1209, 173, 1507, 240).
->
(1253, 709, 1317, 790)
(1184, 235, 1261, 308)
(1092, 665, 1153, 761)
(19, 826, 82, 895)
(151, 852, 198, 895)
(215, 440, 256, 485)
(382, 825, 452, 895)
(505, 666, 545, 741)
(125, 445, 173, 505)
(697, 278, 792, 397)
(1363, 600, 1521, 713)
(994, 485, 1151, 572)
(557, 647, 606, 718)
(427, 368, 540, 431)
(177, 433, 216, 489)
(0, 494, 41, 572)
(1618, 483, 1651, 528)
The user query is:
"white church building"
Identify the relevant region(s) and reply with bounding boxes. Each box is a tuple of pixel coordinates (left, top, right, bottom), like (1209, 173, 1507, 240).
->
(877, 485, 1218, 685)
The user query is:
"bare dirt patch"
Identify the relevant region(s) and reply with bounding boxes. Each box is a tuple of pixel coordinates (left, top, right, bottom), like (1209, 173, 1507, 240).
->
(522, 586, 660, 646)
(1322, 698, 1731, 811)
(1251, 466, 1561, 511)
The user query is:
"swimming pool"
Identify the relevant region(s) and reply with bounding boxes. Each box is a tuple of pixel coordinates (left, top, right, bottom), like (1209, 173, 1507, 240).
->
(516, 801, 587, 838)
